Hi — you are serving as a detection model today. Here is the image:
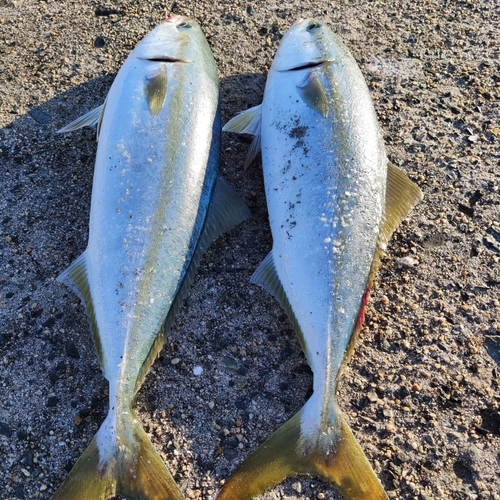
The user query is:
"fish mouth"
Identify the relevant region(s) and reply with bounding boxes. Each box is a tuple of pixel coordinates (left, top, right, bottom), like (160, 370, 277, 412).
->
(141, 56, 187, 63)
(281, 60, 326, 72)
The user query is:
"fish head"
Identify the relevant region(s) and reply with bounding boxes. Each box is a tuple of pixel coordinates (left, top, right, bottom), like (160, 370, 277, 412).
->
(132, 16, 211, 65)
(270, 18, 342, 73)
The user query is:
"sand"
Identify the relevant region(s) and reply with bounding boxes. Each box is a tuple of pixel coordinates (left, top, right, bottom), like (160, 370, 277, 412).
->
(0, 1, 499, 499)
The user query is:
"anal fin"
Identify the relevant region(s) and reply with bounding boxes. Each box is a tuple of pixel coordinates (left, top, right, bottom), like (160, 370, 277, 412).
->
(251, 250, 308, 357)
(57, 253, 104, 370)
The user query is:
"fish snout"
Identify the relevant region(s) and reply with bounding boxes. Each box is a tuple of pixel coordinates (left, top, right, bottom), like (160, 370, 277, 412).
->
(165, 14, 192, 24)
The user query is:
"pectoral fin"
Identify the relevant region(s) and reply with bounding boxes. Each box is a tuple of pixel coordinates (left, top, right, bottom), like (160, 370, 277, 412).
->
(296, 70, 329, 118)
(223, 105, 262, 135)
(223, 105, 262, 169)
(145, 65, 168, 115)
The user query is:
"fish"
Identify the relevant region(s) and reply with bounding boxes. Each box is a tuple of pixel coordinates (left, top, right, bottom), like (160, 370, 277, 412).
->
(219, 18, 422, 500)
(52, 16, 250, 500)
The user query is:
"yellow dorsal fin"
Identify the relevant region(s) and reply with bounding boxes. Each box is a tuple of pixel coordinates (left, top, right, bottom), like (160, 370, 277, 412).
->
(134, 177, 250, 393)
(380, 162, 423, 246)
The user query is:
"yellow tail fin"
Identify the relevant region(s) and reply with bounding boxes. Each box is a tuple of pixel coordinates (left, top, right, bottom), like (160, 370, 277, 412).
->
(217, 408, 388, 500)
(51, 411, 185, 500)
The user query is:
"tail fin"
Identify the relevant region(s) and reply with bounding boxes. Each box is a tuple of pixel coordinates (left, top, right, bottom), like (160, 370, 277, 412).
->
(51, 410, 185, 500)
(217, 407, 388, 500)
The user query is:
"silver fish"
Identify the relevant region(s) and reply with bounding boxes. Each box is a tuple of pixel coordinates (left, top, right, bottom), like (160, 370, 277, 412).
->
(53, 16, 249, 500)
(220, 18, 422, 500)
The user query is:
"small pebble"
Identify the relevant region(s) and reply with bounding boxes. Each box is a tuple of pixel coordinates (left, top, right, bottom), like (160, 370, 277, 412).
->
(193, 366, 203, 376)
(94, 36, 105, 48)
(47, 395, 59, 407)
(386, 423, 396, 434)
(396, 256, 419, 268)
(28, 108, 52, 124)
(219, 356, 238, 371)
(65, 341, 80, 359)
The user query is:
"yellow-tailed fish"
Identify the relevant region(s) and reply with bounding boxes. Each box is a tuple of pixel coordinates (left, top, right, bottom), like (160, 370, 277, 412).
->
(53, 16, 249, 500)
(220, 18, 422, 500)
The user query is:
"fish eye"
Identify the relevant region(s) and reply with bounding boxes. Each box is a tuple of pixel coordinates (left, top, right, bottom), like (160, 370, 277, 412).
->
(178, 21, 192, 29)
(306, 22, 321, 32)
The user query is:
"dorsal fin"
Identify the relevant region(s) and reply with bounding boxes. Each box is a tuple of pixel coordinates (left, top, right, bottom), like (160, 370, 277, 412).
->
(200, 176, 252, 246)
(379, 162, 423, 247)
(296, 70, 329, 117)
(134, 177, 251, 392)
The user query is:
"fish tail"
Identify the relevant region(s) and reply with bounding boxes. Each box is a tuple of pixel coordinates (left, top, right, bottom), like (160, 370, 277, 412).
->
(217, 403, 388, 500)
(51, 409, 185, 500)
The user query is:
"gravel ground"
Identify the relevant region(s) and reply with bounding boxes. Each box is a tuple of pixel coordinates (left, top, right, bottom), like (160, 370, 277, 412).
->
(1, 1, 499, 499)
